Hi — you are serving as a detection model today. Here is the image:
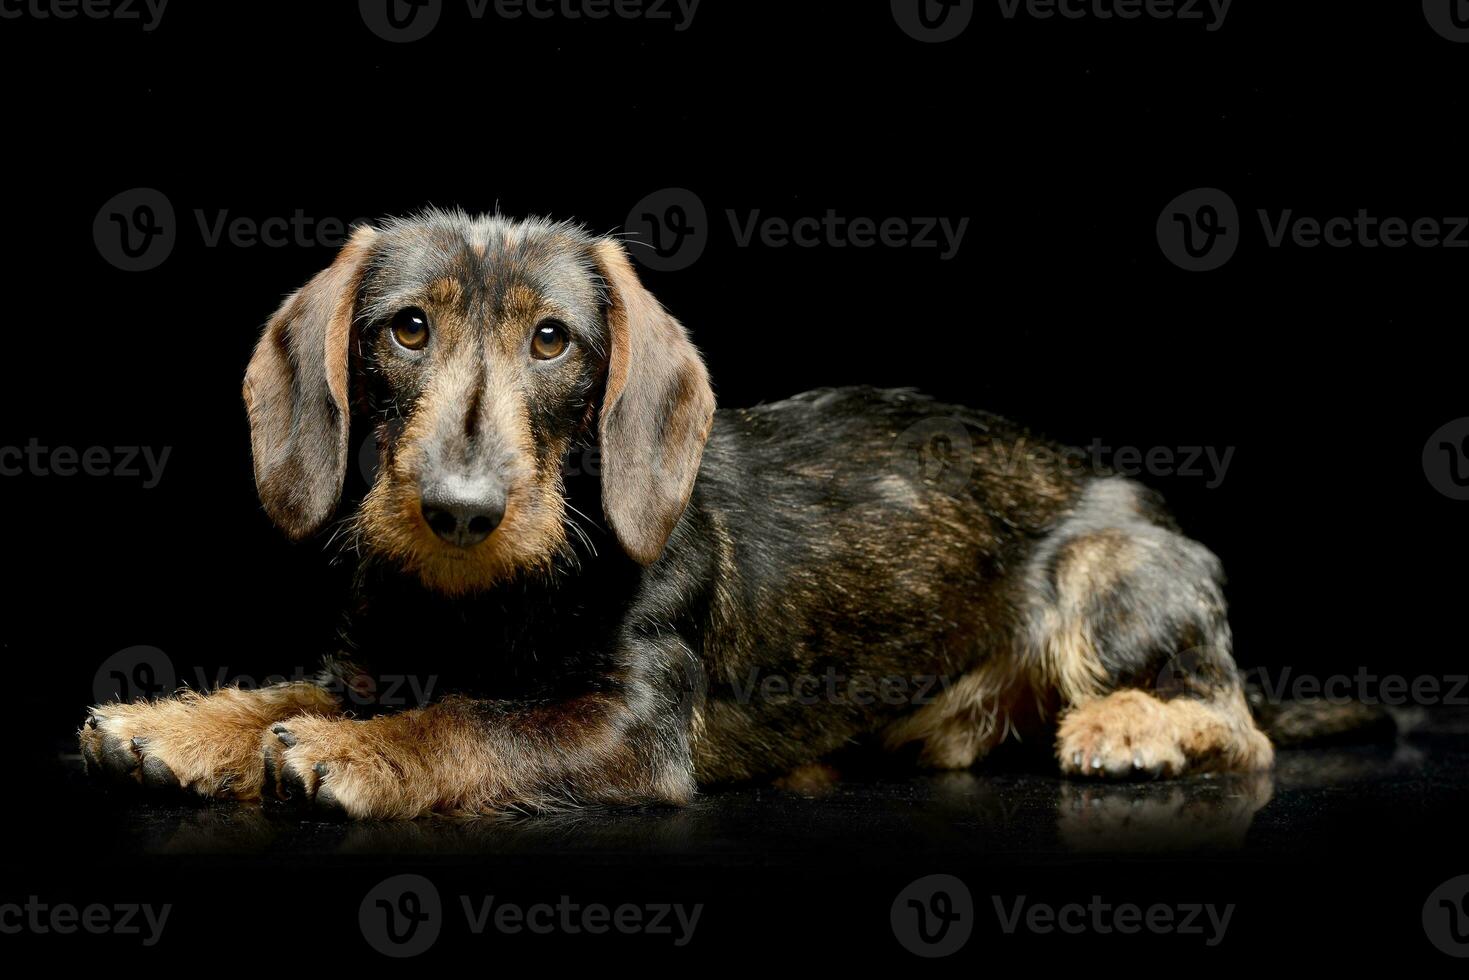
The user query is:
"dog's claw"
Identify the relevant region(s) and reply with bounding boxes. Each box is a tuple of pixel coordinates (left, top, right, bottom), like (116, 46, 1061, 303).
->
(271, 725, 298, 747)
(313, 765, 345, 815)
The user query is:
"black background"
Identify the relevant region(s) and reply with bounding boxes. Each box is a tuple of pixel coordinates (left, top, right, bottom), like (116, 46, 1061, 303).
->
(3, 0, 1467, 965)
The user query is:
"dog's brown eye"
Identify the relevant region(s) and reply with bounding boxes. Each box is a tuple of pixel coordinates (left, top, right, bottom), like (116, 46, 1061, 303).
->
(531, 320, 569, 360)
(390, 307, 430, 351)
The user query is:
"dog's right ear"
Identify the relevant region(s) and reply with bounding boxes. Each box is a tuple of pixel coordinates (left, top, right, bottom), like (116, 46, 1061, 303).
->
(243, 225, 376, 539)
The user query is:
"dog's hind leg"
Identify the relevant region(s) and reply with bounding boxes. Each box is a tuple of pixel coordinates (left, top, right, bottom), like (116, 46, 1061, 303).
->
(879, 658, 1036, 769)
(1022, 478, 1272, 778)
(80, 683, 340, 799)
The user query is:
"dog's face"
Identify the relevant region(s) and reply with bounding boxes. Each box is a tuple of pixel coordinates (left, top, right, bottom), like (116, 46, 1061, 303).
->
(243, 211, 715, 595)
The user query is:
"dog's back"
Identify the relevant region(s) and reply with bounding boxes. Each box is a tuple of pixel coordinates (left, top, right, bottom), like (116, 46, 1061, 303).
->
(665, 386, 1264, 782)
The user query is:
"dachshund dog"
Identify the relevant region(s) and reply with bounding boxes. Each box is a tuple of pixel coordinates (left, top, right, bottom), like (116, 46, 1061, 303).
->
(78, 209, 1276, 818)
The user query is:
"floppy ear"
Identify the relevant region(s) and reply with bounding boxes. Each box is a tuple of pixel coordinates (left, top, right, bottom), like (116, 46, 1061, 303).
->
(243, 225, 376, 539)
(593, 240, 716, 565)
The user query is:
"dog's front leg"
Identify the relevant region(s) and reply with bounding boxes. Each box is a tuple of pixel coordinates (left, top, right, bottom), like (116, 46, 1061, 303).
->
(261, 660, 698, 819)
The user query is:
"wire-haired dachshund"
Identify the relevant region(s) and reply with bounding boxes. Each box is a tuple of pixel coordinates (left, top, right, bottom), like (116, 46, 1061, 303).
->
(78, 209, 1274, 818)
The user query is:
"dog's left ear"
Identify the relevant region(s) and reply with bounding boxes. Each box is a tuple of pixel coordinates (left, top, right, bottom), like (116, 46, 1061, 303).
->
(593, 240, 716, 565)
(243, 225, 377, 539)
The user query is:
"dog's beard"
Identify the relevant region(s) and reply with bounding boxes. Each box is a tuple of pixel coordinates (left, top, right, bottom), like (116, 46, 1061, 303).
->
(352, 473, 573, 597)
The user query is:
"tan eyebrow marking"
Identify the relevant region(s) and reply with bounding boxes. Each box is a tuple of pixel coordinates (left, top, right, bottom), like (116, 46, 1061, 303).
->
(427, 276, 463, 307)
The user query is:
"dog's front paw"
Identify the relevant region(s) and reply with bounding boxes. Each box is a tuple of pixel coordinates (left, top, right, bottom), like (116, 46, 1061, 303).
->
(80, 708, 180, 791)
(80, 697, 264, 799)
(1056, 691, 1189, 779)
(79, 685, 341, 801)
(262, 715, 434, 820)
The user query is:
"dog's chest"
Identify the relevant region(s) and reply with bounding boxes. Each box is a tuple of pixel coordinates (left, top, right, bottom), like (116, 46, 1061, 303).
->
(338, 564, 642, 705)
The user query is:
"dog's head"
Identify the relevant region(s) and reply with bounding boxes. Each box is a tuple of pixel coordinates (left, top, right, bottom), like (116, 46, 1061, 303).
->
(243, 210, 715, 595)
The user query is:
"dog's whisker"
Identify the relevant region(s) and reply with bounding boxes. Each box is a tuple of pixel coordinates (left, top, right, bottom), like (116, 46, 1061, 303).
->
(562, 514, 598, 559)
(562, 499, 602, 530)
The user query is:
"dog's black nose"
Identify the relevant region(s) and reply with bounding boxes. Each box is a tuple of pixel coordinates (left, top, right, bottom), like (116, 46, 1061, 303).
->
(420, 480, 505, 548)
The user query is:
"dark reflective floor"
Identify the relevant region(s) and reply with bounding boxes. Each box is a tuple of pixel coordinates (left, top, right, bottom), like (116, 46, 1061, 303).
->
(49, 709, 1462, 861)
(23, 711, 1468, 964)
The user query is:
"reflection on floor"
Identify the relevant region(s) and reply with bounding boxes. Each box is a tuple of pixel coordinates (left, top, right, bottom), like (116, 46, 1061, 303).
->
(58, 715, 1457, 862)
